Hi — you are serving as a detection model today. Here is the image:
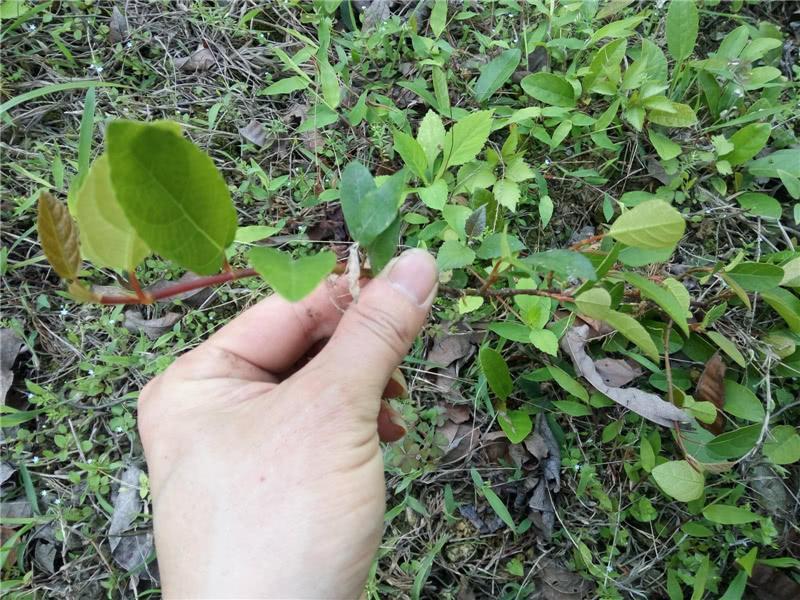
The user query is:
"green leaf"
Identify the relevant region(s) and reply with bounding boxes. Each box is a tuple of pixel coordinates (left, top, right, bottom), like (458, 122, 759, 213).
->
(763, 425, 800, 465)
(75, 87, 96, 194)
(235, 224, 282, 244)
(705, 330, 746, 368)
(747, 149, 800, 179)
(393, 130, 428, 181)
(248, 247, 336, 302)
(367, 216, 401, 273)
(474, 49, 521, 102)
(489, 322, 532, 343)
(418, 179, 448, 210)
(760, 288, 800, 333)
(442, 110, 493, 168)
(479, 347, 512, 401)
(74, 154, 150, 271)
(603, 310, 660, 361)
(523, 250, 597, 280)
(736, 192, 782, 220)
(725, 262, 783, 292)
(520, 72, 576, 107)
(504, 156, 534, 183)
(296, 103, 338, 132)
(647, 102, 698, 128)
(437, 240, 475, 271)
(641, 437, 656, 472)
(583, 39, 627, 93)
(494, 179, 520, 211)
(721, 123, 771, 166)
(723, 380, 765, 423)
(575, 287, 613, 319)
(706, 424, 761, 458)
(618, 246, 675, 267)
(482, 485, 516, 531)
(539, 195, 554, 228)
(529, 329, 558, 356)
(317, 57, 340, 108)
(498, 409, 532, 443)
(430, 0, 446, 37)
(553, 399, 592, 417)
(719, 571, 747, 600)
(666, 0, 698, 61)
(261, 76, 309, 96)
(651, 460, 705, 502)
(620, 272, 690, 336)
(106, 120, 237, 275)
(457, 295, 484, 314)
(702, 504, 759, 525)
(417, 110, 445, 169)
(340, 162, 401, 246)
(648, 130, 682, 160)
(547, 365, 588, 401)
(608, 200, 685, 249)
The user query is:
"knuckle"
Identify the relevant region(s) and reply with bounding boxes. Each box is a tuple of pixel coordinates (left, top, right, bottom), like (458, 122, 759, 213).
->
(351, 302, 410, 359)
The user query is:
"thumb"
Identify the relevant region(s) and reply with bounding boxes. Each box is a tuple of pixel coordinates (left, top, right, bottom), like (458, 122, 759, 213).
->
(313, 248, 438, 401)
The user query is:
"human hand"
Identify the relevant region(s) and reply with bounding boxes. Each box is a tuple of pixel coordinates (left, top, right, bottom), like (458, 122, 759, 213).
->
(137, 249, 438, 599)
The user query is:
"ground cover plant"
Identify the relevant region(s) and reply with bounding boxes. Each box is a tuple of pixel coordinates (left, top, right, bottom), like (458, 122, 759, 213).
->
(1, 0, 799, 598)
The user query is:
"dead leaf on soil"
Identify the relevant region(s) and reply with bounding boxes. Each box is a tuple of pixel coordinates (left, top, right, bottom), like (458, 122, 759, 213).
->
(444, 403, 471, 424)
(109, 6, 128, 43)
(594, 358, 642, 387)
(441, 422, 479, 463)
(528, 413, 561, 540)
(0, 526, 18, 566)
(561, 325, 690, 427)
(109, 466, 142, 552)
(535, 558, 593, 599)
(175, 45, 215, 72)
(361, 0, 393, 30)
(123, 311, 181, 340)
(239, 119, 270, 147)
(1, 329, 24, 404)
(749, 563, 800, 600)
(694, 352, 726, 434)
(428, 332, 474, 367)
(0, 462, 16, 485)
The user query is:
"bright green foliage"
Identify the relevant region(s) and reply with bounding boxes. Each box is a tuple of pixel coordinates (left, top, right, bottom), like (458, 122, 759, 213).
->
(497, 409, 532, 443)
(437, 240, 475, 271)
(665, 0, 698, 61)
(652, 460, 704, 502)
(340, 162, 403, 247)
(520, 72, 575, 107)
(702, 504, 759, 525)
(248, 247, 336, 302)
(74, 154, 150, 271)
(763, 426, 800, 465)
(722, 381, 765, 423)
(619, 272, 690, 336)
(442, 110, 493, 168)
(725, 262, 784, 292)
(608, 200, 685, 249)
(106, 120, 237, 275)
(473, 49, 520, 103)
(721, 123, 771, 166)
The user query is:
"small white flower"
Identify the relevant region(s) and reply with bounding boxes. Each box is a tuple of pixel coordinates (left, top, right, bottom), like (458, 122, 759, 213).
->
(115, 426, 123, 433)
(108, 319, 115, 325)
(60, 308, 69, 317)
(733, 87, 744, 97)
(27, 23, 36, 32)
(87, 459, 93, 464)
(126, 41, 133, 48)
(41, 490, 48, 497)
(574, 463, 581, 471)
(27, 392, 34, 399)
(32, 456, 40, 464)
(544, 158, 552, 166)
(53, 498, 61, 505)
(88, 369, 94, 376)
(89, 63, 104, 74)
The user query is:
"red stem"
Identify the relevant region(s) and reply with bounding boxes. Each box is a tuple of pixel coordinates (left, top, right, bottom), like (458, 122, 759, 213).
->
(99, 268, 258, 305)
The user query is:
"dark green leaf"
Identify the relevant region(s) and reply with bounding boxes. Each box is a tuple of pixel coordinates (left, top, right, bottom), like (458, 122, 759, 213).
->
(474, 49, 521, 102)
(479, 347, 512, 401)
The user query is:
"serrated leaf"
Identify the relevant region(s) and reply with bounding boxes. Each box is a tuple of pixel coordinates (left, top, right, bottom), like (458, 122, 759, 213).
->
(479, 347, 512, 401)
(702, 504, 759, 525)
(504, 156, 534, 183)
(393, 130, 428, 181)
(248, 247, 335, 302)
(437, 240, 475, 271)
(494, 179, 520, 211)
(106, 120, 237, 275)
(474, 49, 521, 103)
(38, 191, 81, 281)
(74, 154, 150, 271)
(498, 409, 532, 443)
(608, 200, 685, 249)
(418, 179, 448, 211)
(465, 205, 486, 238)
(442, 110, 493, 168)
(620, 272, 690, 336)
(721, 123, 771, 167)
(652, 460, 704, 502)
(725, 261, 783, 292)
(520, 72, 576, 107)
(666, 0, 698, 61)
(417, 110, 445, 170)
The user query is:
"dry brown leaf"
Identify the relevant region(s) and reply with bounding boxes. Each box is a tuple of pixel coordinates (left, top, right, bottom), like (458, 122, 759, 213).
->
(695, 352, 726, 434)
(749, 563, 800, 600)
(561, 325, 690, 427)
(594, 358, 642, 387)
(523, 431, 549, 460)
(123, 310, 181, 339)
(537, 558, 593, 599)
(175, 45, 215, 72)
(238, 119, 270, 147)
(527, 414, 561, 540)
(441, 423, 479, 462)
(361, 0, 392, 30)
(37, 191, 80, 281)
(427, 333, 474, 367)
(444, 403, 471, 424)
(1, 329, 24, 404)
(109, 6, 128, 43)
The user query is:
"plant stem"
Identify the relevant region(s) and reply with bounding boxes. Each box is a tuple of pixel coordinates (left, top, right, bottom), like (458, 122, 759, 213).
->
(440, 286, 574, 304)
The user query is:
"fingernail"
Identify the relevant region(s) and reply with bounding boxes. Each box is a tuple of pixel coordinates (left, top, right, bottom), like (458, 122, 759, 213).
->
(387, 249, 438, 306)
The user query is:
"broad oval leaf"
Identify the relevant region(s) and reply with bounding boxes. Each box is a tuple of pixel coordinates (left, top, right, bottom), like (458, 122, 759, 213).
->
(248, 247, 336, 302)
(261, 76, 309, 96)
(479, 347, 512, 401)
(666, 0, 698, 62)
(647, 102, 697, 128)
(725, 261, 783, 292)
(416, 110, 445, 169)
(37, 191, 81, 281)
(723, 380, 765, 423)
(520, 72, 576, 107)
(702, 504, 759, 525)
(474, 49, 521, 103)
(437, 240, 475, 271)
(705, 330, 747, 368)
(706, 424, 761, 459)
(620, 272, 690, 336)
(763, 425, 800, 465)
(106, 120, 237, 275)
(523, 250, 597, 280)
(340, 162, 401, 247)
(547, 365, 588, 401)
(721, 123, 771, 167)
(393, 130, 427, 181)
(442, 110, 493, 168)
(74, 154, 150, 271)
(761, 288, 800, 333)
(497, 409, 532, 444)
(608, 200, 685, 249)
(652, 460, 705, 502)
